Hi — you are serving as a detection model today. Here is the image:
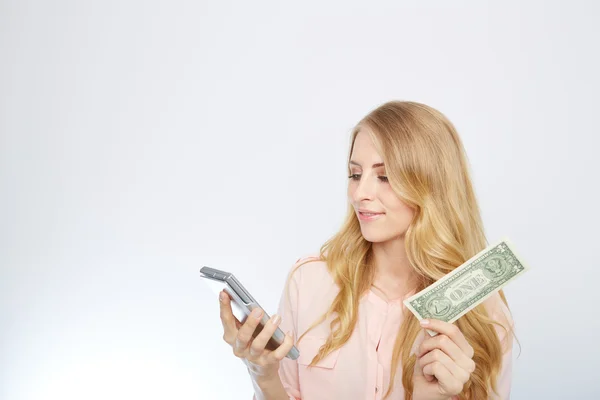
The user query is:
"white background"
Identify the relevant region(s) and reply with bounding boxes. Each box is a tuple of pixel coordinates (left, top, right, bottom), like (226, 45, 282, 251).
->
(2, 1, 599, 399)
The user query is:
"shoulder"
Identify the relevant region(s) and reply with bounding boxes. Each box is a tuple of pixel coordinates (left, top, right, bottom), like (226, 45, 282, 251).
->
(285, 254, 339, 335)
(285, 253, 338, 305)
(287, 253, 332, 286)
(483, 291, 515, 352)
(483, 292, 513, 327)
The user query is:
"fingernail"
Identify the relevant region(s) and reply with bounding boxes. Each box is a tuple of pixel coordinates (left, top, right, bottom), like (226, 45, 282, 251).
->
(420, 319, 430, 326)
(271, 314, 281, 326)
(252, 308, 263, 320)
(219, 292, 226, 302)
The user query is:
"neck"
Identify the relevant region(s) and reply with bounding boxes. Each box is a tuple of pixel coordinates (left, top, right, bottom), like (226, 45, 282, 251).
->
(371, 237, 417, 297)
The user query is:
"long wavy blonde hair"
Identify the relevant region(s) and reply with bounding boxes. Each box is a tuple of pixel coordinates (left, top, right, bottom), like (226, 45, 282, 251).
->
(296, 101, 511, 399)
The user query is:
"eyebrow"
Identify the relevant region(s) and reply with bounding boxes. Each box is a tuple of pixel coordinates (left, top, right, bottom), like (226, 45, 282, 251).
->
(349, 161, 385, 168)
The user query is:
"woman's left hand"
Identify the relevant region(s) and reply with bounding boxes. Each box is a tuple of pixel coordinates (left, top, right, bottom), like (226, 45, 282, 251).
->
(412, 319, 476, 400)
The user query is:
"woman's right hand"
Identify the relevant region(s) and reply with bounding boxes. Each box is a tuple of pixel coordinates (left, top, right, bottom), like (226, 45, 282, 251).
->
(219, 290, 295, 382)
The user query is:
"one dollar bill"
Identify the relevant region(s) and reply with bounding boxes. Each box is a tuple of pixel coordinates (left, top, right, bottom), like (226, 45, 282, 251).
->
(403, 238, 529, 335)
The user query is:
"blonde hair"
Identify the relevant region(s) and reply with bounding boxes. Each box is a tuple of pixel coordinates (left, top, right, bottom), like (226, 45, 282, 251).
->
(296, 101, 511, 399)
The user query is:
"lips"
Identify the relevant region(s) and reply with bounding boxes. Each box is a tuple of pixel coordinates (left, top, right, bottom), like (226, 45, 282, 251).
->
(357, 209, 384, 221)
(358, 209, 384, 216)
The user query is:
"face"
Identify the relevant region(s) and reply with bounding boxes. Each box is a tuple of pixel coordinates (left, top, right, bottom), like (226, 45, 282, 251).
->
(347, 127, 415, 243)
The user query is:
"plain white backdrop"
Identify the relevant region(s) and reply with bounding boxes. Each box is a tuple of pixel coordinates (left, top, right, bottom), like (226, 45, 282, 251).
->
(1, 1, 599, 399)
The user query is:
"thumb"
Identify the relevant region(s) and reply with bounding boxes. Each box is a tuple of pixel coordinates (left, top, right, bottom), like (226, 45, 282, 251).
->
(414, 355, 435, 382)
(413, 329, 435, 382)
(412, 328, 427, 375)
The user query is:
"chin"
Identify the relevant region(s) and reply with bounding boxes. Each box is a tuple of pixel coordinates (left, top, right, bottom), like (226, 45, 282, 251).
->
(359, 229, 393, 244)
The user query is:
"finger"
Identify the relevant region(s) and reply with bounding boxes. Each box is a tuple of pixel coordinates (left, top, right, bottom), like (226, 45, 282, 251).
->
(416, 356, 435, 382)
(249, 314, 282, 357)
(422, 361, 464, 396)
(418, 334, 475, 373)
(235, 307, 264, 353)
(420, 319, 474, 357)
(268, 331, 295, 362)
(419, 349, 471, 384)
(412, 329, 428, 378)
(219, 290, 239, 343)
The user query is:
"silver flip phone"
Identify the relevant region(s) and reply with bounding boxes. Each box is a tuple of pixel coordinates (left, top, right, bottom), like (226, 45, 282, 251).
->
(200, 266, 300, 360)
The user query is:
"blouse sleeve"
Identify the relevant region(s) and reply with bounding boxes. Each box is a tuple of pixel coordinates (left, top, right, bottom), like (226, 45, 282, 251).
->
(253, 258, 305, 400)
(486, 293, 515, 399)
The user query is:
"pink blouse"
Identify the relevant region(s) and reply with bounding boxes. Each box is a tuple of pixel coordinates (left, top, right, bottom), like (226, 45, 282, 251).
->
(254, 256, 513, 400)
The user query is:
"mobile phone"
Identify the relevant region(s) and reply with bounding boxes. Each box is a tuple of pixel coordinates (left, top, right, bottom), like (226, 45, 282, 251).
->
(200, 266, 300, 360)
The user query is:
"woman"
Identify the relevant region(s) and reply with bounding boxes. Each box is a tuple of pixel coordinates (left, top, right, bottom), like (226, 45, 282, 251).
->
(218, 101, 514, 400)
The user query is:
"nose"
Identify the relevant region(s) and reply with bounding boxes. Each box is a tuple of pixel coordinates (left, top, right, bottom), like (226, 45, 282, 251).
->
(351, 174, 377, 203)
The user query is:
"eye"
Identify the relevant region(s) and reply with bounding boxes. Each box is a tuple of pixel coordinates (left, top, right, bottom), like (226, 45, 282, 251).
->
(378, 176, 389, 183)
(348, 174, 361, 181)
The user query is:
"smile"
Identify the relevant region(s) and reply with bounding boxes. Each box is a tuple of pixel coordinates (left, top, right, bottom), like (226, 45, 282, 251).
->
(358, 211, 384, 221)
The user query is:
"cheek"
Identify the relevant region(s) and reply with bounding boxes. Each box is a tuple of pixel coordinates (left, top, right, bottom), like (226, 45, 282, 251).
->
(347, 181, 357, 200)
(382, 193, 415, 224)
